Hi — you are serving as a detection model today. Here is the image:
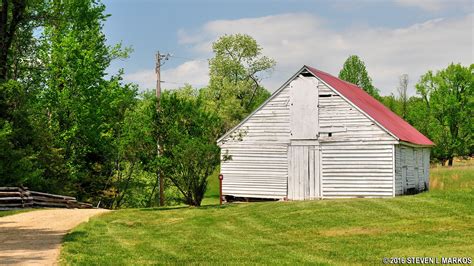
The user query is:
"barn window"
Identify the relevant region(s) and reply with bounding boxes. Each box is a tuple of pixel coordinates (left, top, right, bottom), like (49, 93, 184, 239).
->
(328, 133, 332, 137)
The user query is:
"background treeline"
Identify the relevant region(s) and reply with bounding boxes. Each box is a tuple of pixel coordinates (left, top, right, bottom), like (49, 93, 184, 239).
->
(339, 55, 473, 166)
(0, 0, 472, 207)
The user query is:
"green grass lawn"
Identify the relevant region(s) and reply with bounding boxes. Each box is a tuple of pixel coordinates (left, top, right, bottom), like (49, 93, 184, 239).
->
(60, 162, 474, 265)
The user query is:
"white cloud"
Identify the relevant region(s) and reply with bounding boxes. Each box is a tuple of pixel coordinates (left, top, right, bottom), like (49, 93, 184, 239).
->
(394, 0, 471, 11)
(123, 69, 155, 90)
(126, 12, 473, 96)
(124, 60, 209, 90)
(161, 60, 209, 89)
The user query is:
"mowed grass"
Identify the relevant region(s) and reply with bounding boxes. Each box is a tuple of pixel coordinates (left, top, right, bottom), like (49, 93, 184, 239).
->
(60, 162, 474, 265)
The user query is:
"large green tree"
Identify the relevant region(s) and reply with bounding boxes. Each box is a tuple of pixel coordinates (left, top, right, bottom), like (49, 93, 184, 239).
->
(158, 89, 221, 206)
(339, 55, 380, 98)
(37, 0, 137, 200)
(0, 0, 49, 187)
(201, 34, 275, 131)
(108, 92, 158, 209)
(0, 80, 41, 185)
(415, 63, 473, 166)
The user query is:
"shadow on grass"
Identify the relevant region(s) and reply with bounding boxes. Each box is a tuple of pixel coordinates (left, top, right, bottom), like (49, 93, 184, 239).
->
(136, 203, 237, 212)
(138, 206, 189, 212)
(63, 230, 88, 243)
(195, 204, 236, 210)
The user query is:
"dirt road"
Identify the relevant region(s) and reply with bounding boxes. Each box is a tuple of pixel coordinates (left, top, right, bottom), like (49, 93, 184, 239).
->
(0, 209, 109, 265)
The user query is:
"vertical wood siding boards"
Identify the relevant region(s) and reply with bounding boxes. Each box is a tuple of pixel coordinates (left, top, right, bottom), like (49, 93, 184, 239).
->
(392, 145, 396, 197)
(395, 145, 403, 195)
(287, 144, 321, 200)
(309, 147, 315, 199)
(394, 144, 430, 195)
(220, 85, 291, 199)
(287, 146, 293, 200)
(424, 148, 430, 189)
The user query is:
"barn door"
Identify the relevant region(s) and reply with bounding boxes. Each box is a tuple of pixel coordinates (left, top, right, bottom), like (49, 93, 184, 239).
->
(288, 144, 320, 200)
(289, 76, 318, 139)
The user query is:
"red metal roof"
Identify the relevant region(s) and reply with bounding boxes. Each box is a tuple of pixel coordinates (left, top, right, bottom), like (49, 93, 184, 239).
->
(306, 66, 434, 146)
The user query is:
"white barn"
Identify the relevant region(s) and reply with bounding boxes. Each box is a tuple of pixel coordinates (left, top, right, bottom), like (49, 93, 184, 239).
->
(217, 66, 434, 200)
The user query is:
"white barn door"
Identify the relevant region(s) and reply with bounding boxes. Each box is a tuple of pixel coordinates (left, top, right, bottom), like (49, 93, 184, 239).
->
(289, 76, 318, 139)
(287, 74, 320, 200)
(288, 145, 321, 200)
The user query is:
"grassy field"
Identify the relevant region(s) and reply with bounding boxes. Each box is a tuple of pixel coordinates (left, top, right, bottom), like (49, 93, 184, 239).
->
(60, 162, 474, 265)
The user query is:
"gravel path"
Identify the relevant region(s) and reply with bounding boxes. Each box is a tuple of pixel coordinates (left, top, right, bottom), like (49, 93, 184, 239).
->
(0, 209, 109, 265)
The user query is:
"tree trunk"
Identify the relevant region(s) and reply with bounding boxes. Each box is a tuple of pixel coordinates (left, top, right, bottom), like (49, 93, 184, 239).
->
(448, 157, 453, 166)
(115, 160, 136, 209)
(147, 174, 159, 207)
(0, 0, 26, 81)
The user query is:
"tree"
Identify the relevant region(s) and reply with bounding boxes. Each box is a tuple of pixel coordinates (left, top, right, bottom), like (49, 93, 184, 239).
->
(35, 0, 136, 200)
(0, 80, 41, 185)
(202, 34, 275, 131)
(339, 55, 380, 98)
(397, 74, 409, 119)
(0, 0, 49, 81)
(415, 63, 473, 166)
(158, 89, 221, 206)
(0, 0, 27, 81)
(110, 91, 158, 208)
(0, 0, 50, 187)
(380, 93, 399, 114)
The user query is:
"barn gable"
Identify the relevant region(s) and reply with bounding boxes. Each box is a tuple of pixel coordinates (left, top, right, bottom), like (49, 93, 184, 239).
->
(219, 78, 291, 198)
(219, 66, 434, 147)
(218, 65, 433, 200)
(306, 66, 434, 146)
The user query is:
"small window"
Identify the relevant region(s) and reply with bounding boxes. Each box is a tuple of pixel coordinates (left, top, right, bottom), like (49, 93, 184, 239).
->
(328, 133, 332, 137)
(319, 94, 332, 98)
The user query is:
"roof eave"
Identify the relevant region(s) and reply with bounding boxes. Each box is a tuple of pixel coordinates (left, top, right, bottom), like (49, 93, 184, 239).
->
(399, 140, 435, 148)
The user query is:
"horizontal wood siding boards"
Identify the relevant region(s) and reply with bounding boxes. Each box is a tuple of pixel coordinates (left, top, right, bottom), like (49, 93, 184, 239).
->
(315, 80, 396, 198)
(219, 85, 291, 199)
(321, 141, 394, 198)
(316, 82, 395, 142)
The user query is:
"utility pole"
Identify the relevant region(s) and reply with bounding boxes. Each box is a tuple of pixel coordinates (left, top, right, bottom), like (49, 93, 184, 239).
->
(155, 51, 170, 206)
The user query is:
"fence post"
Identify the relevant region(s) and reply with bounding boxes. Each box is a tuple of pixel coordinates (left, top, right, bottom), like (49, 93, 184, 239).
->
(218, 174, 224, 205)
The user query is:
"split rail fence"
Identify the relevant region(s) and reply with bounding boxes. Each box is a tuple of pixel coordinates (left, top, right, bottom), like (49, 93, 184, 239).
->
(0, 187, 93, 209)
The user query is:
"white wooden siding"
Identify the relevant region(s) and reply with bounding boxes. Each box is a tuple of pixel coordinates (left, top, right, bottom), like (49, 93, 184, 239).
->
(317, 83, 395, 142)
(288, 144, 320, 200)
(218, 71, 417, 200)
(394, 145, 430, 195)
(315, 81, 396, 198)
(320, 142, 394, 198)
(219, 84, 291, 199)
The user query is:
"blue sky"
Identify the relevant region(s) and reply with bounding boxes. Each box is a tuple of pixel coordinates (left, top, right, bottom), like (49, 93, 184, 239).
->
(103, 0, 473, 95)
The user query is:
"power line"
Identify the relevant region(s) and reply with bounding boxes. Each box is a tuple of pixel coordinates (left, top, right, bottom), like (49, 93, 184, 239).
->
(161, 80, 193, 85)
(169, 54, 209, 62)
(161, 80, 208, 87)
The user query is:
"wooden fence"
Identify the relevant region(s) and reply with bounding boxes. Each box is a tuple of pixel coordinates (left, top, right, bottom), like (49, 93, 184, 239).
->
(0, 187, 93, 209)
